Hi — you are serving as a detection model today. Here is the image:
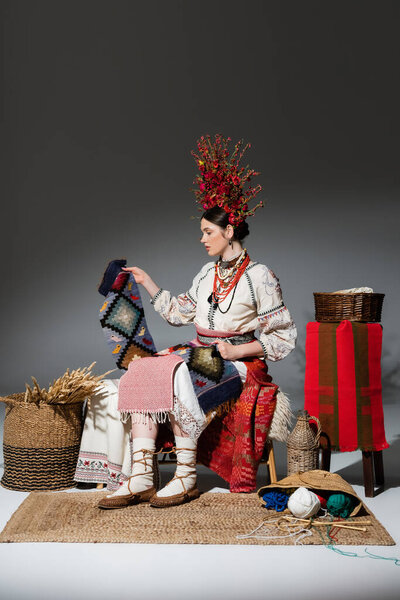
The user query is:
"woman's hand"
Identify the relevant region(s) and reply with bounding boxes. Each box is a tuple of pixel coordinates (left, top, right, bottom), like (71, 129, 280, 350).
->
(122, 266, 149, 286)
(121, 267, 160, 299)
(216, 339, 265, 361)
(216, 340, 243, 361)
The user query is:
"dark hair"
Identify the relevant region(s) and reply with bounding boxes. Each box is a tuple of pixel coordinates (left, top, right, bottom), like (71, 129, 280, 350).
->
(201, 206, 250, 242)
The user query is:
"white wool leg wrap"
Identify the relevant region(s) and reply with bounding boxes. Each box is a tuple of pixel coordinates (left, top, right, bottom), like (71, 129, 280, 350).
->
(157, 436, 197, 498)
(107, 437, 156, 497)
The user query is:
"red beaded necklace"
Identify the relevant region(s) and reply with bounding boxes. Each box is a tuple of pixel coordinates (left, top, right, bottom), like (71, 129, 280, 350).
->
(211, 251, 250, 305)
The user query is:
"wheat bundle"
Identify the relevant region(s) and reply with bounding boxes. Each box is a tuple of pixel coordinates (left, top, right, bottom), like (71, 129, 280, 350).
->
(23, 362, 114, 405)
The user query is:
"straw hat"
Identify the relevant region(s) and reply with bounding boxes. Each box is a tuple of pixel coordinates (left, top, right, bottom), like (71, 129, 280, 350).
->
(258, 469, 363, 517)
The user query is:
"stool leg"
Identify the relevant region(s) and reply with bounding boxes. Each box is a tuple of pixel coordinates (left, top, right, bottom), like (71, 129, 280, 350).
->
(319, 432, 331, 472)
(362, 451, 374, 497)
(266, 441, 277, 484)
(320, 447, 331, 472)
(373, 450, 384, 487)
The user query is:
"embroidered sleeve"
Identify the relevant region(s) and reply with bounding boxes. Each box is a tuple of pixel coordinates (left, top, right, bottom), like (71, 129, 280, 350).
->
(254, 265, 297, 361)
(150, 264, 210, 327)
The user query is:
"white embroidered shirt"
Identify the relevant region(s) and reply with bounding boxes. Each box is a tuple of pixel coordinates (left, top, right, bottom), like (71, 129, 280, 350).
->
(150, 260, 297, 361)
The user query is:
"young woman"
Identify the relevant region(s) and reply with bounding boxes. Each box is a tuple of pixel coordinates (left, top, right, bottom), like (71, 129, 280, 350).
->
(97, 136, 297, 509)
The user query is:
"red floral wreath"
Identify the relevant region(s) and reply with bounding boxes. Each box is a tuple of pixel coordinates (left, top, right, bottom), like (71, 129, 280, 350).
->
(191, 134, 263, 226)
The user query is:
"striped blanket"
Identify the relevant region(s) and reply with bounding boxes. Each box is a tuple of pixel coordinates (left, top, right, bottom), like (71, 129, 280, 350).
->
(304, 321, 388, 452)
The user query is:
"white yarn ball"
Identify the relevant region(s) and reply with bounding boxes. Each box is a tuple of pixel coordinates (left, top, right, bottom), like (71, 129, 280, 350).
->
(287, 487, 321, 519)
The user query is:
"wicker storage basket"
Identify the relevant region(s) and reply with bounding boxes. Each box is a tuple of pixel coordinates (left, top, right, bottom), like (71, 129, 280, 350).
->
(314, 293, 384, 322)
(1, 394, 84, 491)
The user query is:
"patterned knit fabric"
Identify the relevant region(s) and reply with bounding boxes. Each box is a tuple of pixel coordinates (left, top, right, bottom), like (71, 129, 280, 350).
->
(304, 321, 388, 452)
(99, 271, 157, 370)
(98, 259, 127, 297)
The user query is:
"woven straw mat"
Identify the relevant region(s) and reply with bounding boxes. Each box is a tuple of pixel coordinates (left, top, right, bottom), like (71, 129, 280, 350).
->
(0, 491, 394, 545)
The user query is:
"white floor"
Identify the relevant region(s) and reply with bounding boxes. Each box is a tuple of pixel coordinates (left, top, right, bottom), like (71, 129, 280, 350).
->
(0, 400, 399, 600)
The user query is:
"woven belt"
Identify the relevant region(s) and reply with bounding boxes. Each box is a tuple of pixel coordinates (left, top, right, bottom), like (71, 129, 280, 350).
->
(197, 331, 256, 346)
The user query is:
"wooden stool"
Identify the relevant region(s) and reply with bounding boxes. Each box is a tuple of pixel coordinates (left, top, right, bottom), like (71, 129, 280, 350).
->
(362, 450, 385, 497)
(260, 439, 277, 484)
(319, 438, 385, 498)
(305, 321, 388, 499)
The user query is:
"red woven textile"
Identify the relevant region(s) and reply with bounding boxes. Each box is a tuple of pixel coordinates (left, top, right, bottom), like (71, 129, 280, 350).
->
(197, 359, 278, 492)
(304, 321, 388, 452)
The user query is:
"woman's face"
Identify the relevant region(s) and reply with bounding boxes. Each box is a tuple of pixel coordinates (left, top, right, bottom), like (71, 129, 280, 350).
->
(200, 218, 231, 256)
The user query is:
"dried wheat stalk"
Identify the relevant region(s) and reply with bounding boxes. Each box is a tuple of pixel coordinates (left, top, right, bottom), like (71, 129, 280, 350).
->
(24, 362, 114, 405)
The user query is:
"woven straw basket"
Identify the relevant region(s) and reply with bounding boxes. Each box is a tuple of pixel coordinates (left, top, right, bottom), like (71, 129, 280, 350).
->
(1, 393, 84, 491)
(313, 293, 384, 322)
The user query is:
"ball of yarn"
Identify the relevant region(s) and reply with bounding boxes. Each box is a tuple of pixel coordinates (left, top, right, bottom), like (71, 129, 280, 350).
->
(326, 493, 357, 518)
(315, 493, 327, 509)
(287, 487, 321, 519)
(262, 491, 289, 512)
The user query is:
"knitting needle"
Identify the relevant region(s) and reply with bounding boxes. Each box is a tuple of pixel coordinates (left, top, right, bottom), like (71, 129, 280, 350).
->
(328, 521, 372, 526)
(330, 525, 368, 532)
(280, 517, 371, 532)
(283, 516, 372, 525)
(280, 522, 368, 533)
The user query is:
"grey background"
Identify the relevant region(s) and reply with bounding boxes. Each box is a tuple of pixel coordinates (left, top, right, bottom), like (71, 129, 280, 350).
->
(1, 0, 399, 404)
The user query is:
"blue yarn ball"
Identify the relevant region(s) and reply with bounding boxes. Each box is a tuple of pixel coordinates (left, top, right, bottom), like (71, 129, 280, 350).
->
(262, 491, 289, 512)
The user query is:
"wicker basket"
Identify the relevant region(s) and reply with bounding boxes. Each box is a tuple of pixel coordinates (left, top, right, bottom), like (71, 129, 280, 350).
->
(314, 293, 384, 322)
(1, 394, 84, 491)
